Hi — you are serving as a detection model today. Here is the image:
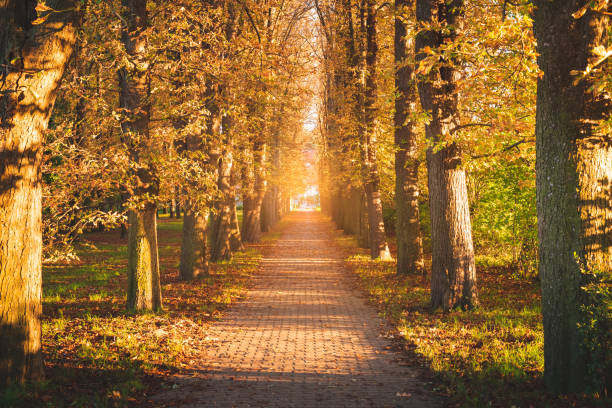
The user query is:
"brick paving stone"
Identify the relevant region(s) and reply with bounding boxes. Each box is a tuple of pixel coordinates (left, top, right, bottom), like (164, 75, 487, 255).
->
(153, 211, 443, 407)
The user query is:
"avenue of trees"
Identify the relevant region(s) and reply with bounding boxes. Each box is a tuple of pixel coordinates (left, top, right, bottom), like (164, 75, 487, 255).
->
(0, 0, 610, 399)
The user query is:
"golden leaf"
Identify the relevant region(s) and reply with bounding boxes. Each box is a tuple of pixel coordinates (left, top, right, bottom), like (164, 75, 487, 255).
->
(35, 3, 54, 12)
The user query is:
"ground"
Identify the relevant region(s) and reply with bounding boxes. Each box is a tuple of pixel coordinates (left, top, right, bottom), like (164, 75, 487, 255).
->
(152, 211, 441, 407)
(5, 211, 604, 407)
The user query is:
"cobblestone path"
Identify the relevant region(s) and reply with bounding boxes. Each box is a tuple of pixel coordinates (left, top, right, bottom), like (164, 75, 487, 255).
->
(154, 211, 442, 407)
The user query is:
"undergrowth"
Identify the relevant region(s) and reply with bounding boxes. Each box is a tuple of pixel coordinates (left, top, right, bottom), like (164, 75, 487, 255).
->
(337, 234, 607, 408)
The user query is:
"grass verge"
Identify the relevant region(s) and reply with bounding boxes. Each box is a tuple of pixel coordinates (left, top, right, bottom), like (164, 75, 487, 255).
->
(336, 233, 606, 408)
(2, 217, 277, 408)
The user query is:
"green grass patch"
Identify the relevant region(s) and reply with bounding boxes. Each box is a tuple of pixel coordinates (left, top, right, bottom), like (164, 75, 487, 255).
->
(338, 236, 604, 408)
(2, 217, 273, 407)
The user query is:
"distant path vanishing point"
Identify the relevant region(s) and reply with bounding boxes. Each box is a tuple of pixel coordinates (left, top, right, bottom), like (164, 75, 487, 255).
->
(154, 211, 443, 407)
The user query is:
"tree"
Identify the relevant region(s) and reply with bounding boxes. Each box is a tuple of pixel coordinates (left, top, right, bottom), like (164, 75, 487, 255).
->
(119, 0, 162, 311)
(532, 0, 611, 393)
(415, 0, 478, 310)
(0, 0, 78, 385)
(242, 139, 267, 243)
(394, 0, 424, 274)
(362, 0, 392, 260)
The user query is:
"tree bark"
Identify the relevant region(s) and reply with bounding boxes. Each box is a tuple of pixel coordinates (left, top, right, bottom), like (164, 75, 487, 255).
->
(119, 0, 161, 311)
(533, 1, 611, 394)
(395, 0, 424, 273)
(229, 196, 244, 251)
(261, 190, 275, 233)
(179, 202, 208, 280)
(210, 150, 234, 262)
(415, 0, 477, 310)
(242, 141, 267, 243)
(126, 204, 161, 309)
(361, 0, 392, 260)
(0, 0, 77, 386)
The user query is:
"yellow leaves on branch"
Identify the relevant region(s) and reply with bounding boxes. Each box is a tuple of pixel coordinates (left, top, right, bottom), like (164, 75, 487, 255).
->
(572, 0, 611, 20)
(32, 2, 73, 25)
(570, 45, 612, 85)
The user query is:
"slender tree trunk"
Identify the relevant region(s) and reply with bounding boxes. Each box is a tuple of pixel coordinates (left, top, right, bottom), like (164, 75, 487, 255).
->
(533, 1, 611, 394)
(210, 150, 234, 262)
(415, 0, 477, 310)
(242, 141, 267, 243)
(174, 195, 181, 218)
(119, 0, 161, 311)
(395, 0, 424, 273)
(0, 0, 77, 386)
(169, 199, 176, 218)
(362, 0, 392, 260)
(179, 202, 208, 280)
(229, 196, 244, 251)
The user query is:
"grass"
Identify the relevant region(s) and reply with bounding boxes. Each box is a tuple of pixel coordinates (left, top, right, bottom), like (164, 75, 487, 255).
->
(336, 234, 606, 408)
(2, 215, 275, 408)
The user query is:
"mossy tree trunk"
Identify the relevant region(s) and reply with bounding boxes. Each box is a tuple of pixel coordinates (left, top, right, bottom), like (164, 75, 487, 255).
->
(0, 0, 77, 386)
(119, 0, 162, 311)
(415, 0, 477, 310)
(394, 0, 424, 274)
(127, 204, 162, 309)
(533, 1, 611, 394)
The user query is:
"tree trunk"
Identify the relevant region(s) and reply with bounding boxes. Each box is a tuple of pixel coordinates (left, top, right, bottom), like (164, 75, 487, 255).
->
(394, 0, 424, 273)
(242, 141, 267, 243)
(210, 150, 234, 262)
(533, 1, 611, 394)
(229, 197, 244, 252)
(342, 188, 362, 237)
(415, 0, 477, 310)
(179, 202, 208, 280)
(261, 190, 276, 232)
(0, 0, 77, 386)
(174, 198, 181, 218)
(119, 0, 161, 311)
(169, 199, 176, 218)
(362, 0, 392, 260)
(126, 205, 162, 310)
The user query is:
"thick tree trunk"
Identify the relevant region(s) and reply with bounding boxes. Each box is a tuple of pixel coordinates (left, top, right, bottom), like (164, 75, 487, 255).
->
(362, 0, 392, 260)
(179, 202, 208, 280)
(533, 2, 611, 394)
(0, 0, 77, 386)
(119, 0, 161, 311)
(242, 142, 267, 243)
(126, 205, 162, 309)
(210, 150, 234, 262)
(341, 188, 363, 238)
(243, 193, 264, 242)
(415, 0, 477, 310)
(394, 0, 424, 273)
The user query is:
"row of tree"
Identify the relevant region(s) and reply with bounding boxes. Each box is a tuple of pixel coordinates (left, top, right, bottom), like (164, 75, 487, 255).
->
(1, 0, 313, 388)
(313, 0, 610, 395)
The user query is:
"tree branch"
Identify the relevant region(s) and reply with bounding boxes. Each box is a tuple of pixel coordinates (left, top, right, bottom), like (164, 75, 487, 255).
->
(470, 138, 534, 159)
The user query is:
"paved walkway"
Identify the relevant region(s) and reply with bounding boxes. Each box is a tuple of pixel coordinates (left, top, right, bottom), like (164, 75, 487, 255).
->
(154, 211, 441, 407)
